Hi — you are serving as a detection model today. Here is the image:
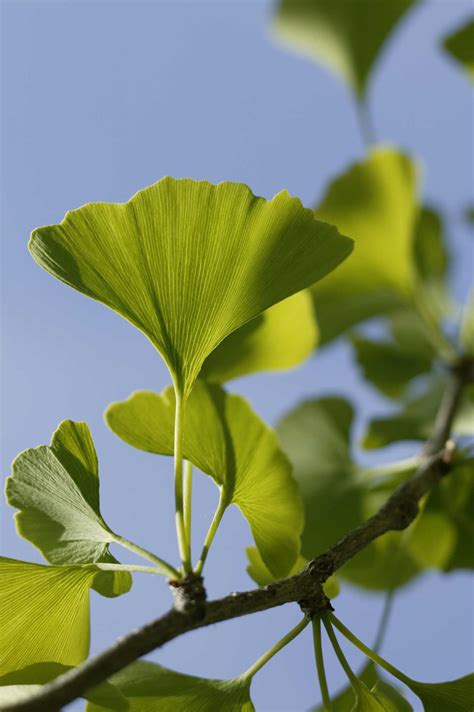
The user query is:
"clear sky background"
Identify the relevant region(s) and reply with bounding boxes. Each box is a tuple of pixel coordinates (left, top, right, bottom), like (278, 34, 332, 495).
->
(1, 1, 473, 710)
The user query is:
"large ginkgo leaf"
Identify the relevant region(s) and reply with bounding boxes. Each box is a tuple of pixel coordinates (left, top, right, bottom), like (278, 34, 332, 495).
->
(0, 558, 110, 675)
(106, 382, 303, 578)
(272, 0, 416, 98)
(30, 178, 351, 397)
(85, 661, 254, 712)
(311, 149, 418, 344)
(200, 290, 317, 383)
(443, 18, 474, 80)
(6, 420, 132, 596)
(408, 674, 474, 712)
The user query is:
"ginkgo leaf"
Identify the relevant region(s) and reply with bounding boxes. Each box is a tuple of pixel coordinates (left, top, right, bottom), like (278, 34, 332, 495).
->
(311, 149, 418, 344)
(272, 0, 416, 97)
(351, 336, 432, 399)
(0, 557, 112, 675)
(443, 18, 474, 80)
(0, 664, 128, 711)
(30, 177, 351, 397)
(352, 680, 403, 711)
(200, 290, 317, 383)
(106, 382, 303, 578)
(85, 660, 255, 712)
(5, 420, 132, 597)
(245, 546, 340, 599)
(408, 674, 474, 712)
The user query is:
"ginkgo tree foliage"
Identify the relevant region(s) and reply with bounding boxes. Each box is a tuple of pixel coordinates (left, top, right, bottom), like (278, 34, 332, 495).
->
(2, 2, 473, 712)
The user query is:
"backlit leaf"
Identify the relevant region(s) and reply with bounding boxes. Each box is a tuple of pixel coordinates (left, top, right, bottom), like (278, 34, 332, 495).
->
(443, 19, 474, 80)
(106, 383, 303, 578)
(85, 660, 254, 712)
(5, 420, 132, 597)
(30, 178, 351, 397)
(272, 0, 416, 97)
(311, 149, 418, 344)
(200, 290, 317, 383)
(0, 558, 112, 675)
(408, 674, 474, 712)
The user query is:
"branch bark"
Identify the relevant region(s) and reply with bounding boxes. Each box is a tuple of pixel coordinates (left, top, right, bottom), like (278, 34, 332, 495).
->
(3, 359, 472, 712)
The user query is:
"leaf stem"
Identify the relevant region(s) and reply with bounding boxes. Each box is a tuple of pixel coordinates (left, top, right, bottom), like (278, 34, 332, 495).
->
(112, 534, 180, 579)
(328, 613, 413, 686)
(94, 563, 165, 575)
(239, 617, 309, 682)
(312, 617, 332, 711)
(322, 613, 359, 688)
(183, 459, 193, 561)
(174, 391, 192, 574)
(194, 487, 228, 575)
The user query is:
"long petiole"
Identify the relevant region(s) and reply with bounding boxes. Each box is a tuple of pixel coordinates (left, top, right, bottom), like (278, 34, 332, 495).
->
(239, 617, 309, 682)
(194, 487, 228, 575)
(329, 613, 413, 686)
(94, 563, 166, 575)
(312, 617, 332, 711)
(174, 391, 192, 574)
(322, 614, 359, 689)
(183, 459, 193, 561)
(112, 533, 180, 579)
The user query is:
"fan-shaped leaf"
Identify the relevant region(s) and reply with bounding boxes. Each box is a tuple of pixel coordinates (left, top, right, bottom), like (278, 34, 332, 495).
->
(106, 382, 303, 578)
(272, 0, 416, 97)
(5, 420, 132, 596)
(443, 19, 474, 80)
(311, 149, 418, 344)
(200, 290, 317, 383)
(85, 660, 254, 712)
(0, 558, 115, 675)
(408, 674, 474, 712)
(30, 178, 351, 397)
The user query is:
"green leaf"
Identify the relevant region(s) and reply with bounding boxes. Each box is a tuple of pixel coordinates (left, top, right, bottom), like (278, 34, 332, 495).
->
(0, 557, 110, 675)
(85, 660, 254, 712)
(5, 420, 132, 597)
(30, 178, 351, 397)
(106, 382, 303, 578)
(272, 0, 416, 98)
(245, 546, 340, 598)
(311, 149, 418, 344)
(443, 19, 474, 80)
(408, 674, 474, 712)
(199, 290, 317, 383)
(413, 206, 449, 285)
(460, 289, 474, 356)
(363, 382, 474, 449)
(352, 680, 404, 711)
(277, 397, 364, 559)
(351, 335, 432, 399)
(0, 664, 128, 711)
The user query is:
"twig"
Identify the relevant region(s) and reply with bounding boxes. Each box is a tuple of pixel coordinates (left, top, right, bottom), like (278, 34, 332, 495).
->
(3, 359, 472, 712)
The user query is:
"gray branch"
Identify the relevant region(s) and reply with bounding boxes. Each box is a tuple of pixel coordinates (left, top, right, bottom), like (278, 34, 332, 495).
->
(3, 359, 472, 712)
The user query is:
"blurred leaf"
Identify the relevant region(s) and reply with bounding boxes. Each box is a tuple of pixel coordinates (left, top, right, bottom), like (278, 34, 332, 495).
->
(311, 149, 418, 344)
(200, 290, 317, 383)
(85, 660, 254, 712)
(413, 206, 449, 284)
(389, 310, 437, 362)
(408, 674, 474, 711)
(30, 177, 351, 397)
(0, 664, 127, 710)
(6, 420, 132, 597)
(460, 290, 474, 356)
(351, 335, 432, 398)
(273, 0, 416, 97)
(0, 557, 114, 675)
(443, 18, 474, 80)
(106, 382, 303, 579)
(245, 546, 340, 598)
(363, 382, 474, 449)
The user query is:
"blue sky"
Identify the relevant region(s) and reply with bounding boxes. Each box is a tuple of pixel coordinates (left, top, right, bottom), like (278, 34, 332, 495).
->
(1, 1, 473, 710)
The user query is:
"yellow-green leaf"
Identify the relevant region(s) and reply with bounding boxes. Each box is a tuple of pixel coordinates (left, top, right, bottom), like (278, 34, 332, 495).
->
(5, 420, 132, 597)
(106, 382, 303, 578)
(30, 178, 351, 397)
(200, 290, 317, 383)
(272, 0, 416, 98)
(86, 660, 254, 712)
(443, 18, 474, 80)
(408, 674, 474, 712)
(311, 149, 418, 344)
(0, 558, 106, 675)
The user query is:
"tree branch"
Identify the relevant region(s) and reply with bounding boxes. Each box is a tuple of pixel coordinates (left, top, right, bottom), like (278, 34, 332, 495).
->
(3, 359, 472, 712)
